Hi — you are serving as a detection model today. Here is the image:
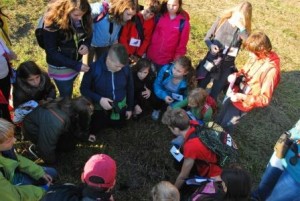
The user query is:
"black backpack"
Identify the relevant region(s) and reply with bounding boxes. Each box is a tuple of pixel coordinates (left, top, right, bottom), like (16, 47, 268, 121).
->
(41, 184, 83, 201)
(188, 121, 239, 167)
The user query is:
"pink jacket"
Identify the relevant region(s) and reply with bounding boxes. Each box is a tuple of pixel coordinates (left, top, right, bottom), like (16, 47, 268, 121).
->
(147, 11, 190, 66)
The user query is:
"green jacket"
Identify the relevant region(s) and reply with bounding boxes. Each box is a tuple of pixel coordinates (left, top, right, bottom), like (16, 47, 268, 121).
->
(0, 153, 45, 201)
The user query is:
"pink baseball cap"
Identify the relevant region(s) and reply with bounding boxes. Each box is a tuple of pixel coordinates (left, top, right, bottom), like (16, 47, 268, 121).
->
(81, 154, 117, 188)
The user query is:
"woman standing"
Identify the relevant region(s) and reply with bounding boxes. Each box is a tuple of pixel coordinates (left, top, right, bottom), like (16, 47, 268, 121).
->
(197, 1, 252, 101)
(43, 0, 92, 97)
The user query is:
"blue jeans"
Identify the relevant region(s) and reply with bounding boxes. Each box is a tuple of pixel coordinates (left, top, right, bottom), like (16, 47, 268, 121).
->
(54, 77, 76, 98)
(216, 98, 246, 133)
(12, 166, 57, 190)
(252, 164, 283, 200)
(266, 171, 300, 201)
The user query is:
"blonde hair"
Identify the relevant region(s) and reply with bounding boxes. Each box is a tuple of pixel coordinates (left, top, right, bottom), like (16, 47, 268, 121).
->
(219, 1, 252, 33)
(151, 181, 180, 201)
(109, 0, 136, 25)
(0, 118, 15, 144)
(188, 88, 208, 110)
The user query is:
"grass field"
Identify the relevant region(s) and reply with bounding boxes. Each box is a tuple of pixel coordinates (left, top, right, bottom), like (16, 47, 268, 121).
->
(3, 0, 300, 200)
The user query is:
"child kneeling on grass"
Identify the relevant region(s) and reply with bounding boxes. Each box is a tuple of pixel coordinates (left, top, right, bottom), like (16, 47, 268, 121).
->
(42, 154, 116, 201)
(0, 118, 57, 201)
(161, 108, 222, 195)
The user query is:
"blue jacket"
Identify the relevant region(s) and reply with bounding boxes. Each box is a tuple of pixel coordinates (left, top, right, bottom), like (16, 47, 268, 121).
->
(43, 22, 92, 71)
(282, 119, 300, 183)
(90, 2, 122, 47)
(154, 64, 188, 105)
(80, 53, 134, 111)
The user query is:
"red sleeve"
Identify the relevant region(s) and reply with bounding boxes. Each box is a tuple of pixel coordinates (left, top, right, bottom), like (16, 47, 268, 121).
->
(137, 17, 155, 57)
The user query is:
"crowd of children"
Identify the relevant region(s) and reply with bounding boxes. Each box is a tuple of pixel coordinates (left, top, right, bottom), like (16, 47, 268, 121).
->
(0, 0, 297, 200)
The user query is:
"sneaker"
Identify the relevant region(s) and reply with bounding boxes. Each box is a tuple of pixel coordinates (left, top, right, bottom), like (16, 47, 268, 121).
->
(151, 110, 161, 121)
(28, 144, 39, 160)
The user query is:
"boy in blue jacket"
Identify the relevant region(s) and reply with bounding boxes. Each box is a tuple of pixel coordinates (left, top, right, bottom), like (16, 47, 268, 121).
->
(80, 44, 134, 142)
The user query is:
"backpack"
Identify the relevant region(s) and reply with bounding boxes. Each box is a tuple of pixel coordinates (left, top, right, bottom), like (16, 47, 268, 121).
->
(188, 180, 223, 201)
(201, 95, 217, 118)
(93, 1, 109, 23)
(35, 16, 45, 49)
(41, 184, 83, 201)
(188, 121, 239, 167)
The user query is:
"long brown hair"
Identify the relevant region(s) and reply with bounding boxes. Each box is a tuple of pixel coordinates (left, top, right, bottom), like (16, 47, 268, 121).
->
(109, 0, 136, 25)
(44, 0, 92, 38)
(175, 56, 196, 90)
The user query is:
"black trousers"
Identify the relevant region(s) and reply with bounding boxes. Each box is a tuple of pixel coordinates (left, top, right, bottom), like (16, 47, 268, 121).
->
(0, 74, 11, 121)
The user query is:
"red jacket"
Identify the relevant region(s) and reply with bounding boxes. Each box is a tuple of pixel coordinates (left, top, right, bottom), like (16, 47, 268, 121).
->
(119, 13, 155, 57)
(233, 51, 280, 112)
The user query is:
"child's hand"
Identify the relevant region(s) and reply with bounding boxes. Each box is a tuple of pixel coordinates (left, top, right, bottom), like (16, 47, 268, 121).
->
(78, 44, 89, 55)
(126, 111, 132, 120)
(210, 44, 219, 54)
(80, 64, 90, 72)
(142, 86, 151, 99)
(230, 93, 246, 102)
(134, 104, 142, 115)
(42, 173, 53, 185)
(100, 98, 113, 110)
(165, 96, 174, 104)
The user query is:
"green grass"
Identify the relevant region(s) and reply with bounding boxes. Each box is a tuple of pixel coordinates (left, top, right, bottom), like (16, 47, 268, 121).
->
(4, 0, 300, 200)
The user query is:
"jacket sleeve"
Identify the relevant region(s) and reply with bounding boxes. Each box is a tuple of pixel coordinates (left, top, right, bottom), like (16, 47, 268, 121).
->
(154, 65, 169, 100)
(172, 98, 188, 109)
(80, 62, 102, 103)
(0, 174, 45, 201)
(126, 66, 134, 111)
(242, 67, 278, 109)
(43, 29, 82, 71)
(12, 85, 25, 108)
(137, 18, 155, 57)
(204, 18, 219, 48)
(119, 22, 132, 54)
(17, 154, 45, 180)
(174, 19, 190, 60)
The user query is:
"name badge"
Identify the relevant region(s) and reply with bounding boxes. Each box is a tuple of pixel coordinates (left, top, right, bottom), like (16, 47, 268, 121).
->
(170, 146, 184, 162)
(129, 38, 141, 47)
(171, 93, 183, 101)
(223, 46, 238, 57)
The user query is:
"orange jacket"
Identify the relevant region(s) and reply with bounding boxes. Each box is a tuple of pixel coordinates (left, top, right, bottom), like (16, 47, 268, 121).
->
(233, 51, 280, 112)
(119, 13, 155, 57)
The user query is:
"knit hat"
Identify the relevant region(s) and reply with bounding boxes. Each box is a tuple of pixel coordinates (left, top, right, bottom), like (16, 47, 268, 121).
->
(81, 154, 117, 189)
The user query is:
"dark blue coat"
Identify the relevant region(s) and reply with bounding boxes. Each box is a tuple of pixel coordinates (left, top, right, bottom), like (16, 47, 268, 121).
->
(80, 54, 134, 111)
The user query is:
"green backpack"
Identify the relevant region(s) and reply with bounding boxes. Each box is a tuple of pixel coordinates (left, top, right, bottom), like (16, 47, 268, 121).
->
(188, 121, 239, 167)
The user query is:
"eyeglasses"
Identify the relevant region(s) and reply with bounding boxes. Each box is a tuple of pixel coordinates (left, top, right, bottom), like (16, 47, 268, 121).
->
(289, 142, 299, 166)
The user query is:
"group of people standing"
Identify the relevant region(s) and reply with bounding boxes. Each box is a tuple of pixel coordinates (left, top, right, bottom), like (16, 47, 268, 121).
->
(0, 0, 298, 201)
